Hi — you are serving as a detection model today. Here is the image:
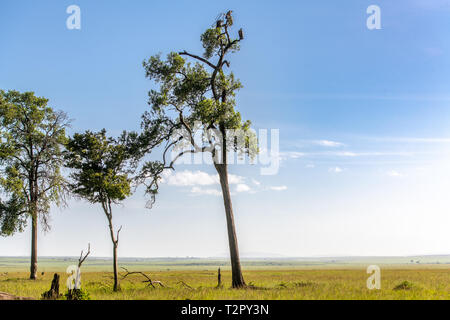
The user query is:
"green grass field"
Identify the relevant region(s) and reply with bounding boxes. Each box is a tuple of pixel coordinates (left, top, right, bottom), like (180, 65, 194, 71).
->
(1, 257, 449, 300)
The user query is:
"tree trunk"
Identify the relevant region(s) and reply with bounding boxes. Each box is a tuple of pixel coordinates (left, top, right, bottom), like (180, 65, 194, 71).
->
(30, 210, 38, 280)
(112, 243, 119, 291)
(215, 163, 246, 288)
(103, 201, 120, 292)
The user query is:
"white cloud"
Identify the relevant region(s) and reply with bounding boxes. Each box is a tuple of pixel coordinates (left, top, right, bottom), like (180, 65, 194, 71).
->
(305, 164, 315, 168)
(228, 174, 245, 185)
(236, 184, 251, 193)
(279, 151, 304, 160)
(190, 187, 221, 196)
(329, 167, 343, 173)
(162, 170, 244, 187)
(387, 170, 403, 178)
(316, 140, 344, 147)
(163, 170, 216, 186)
(334, 152, 358, 157)
(269, 186, 288, 191)
(162, 170, 287, 196)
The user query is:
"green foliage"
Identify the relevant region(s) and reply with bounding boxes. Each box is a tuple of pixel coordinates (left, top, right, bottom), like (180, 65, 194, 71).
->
(65, 288, 91, 300)
(200, 21, 240, 59)
(200, 28, 224, 59)
(0, 90, 69, 235)
(138, 11, 257, 197)
(65, 129, 137, 292)
(64, 129, 136, 205)
(0, 196, 27, 236)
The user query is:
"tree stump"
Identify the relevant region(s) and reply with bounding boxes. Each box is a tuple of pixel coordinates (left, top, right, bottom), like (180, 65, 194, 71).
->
(42, 273, 61, 300)
(217, 267, 222, 288)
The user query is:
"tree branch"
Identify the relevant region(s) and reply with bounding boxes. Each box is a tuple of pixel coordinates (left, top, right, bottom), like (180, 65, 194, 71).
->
(78, 243, 91, 268)
(116, 226, 122, 245)
(178, 51, 216, 69)
(120, 267, 165, 288)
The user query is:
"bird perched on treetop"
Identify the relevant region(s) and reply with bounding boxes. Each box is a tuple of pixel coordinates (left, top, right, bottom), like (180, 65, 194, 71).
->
(238, 28, 244, 40)
(226, 10, 233, 26)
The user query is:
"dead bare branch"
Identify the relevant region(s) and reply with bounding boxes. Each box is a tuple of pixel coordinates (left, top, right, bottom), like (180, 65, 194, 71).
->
(78, 243, 91, 268)
(116, 226, 122, 245)
(177, 280, 193, 289)
(120, 267, 165, 288)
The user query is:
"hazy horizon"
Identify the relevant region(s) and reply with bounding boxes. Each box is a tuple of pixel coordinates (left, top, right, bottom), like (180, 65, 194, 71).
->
(1, 253, 449, 260)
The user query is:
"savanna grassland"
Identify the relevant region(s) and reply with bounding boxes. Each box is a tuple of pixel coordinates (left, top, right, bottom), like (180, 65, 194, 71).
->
(1, 257, 449, 300)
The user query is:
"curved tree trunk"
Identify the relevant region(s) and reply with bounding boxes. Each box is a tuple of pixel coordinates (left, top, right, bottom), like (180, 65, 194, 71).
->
(30, 212, 38, 280)
(215, 163, 246, 288)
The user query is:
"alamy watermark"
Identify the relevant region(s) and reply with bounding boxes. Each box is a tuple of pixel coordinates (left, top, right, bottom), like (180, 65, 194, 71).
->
(65, 5, 381, 31)
(66, 5, 81, 30)
(366, 265, 381, 290)
(367, 5, 381, 30)
(66, 265, 82, 290)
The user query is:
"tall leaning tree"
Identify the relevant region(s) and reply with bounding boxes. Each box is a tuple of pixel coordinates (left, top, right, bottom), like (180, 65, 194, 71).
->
(137, 11, 257, 288)
(0, 90, 69, 280)
(64, 129, 138, 291)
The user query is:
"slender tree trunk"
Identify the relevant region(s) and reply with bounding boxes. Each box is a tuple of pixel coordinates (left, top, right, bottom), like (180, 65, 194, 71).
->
(29, 169, 38, 280)
(30, 210, 38, 280)
(104, 202, 120, 292)
(112, 243, 119, 291)
(215, 163, 246, 288)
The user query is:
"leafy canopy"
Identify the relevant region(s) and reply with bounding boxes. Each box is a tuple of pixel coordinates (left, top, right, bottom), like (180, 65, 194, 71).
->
(137, 11, 257, 202)
(0, 90, 69, 235)
(64, 130, 136, 206)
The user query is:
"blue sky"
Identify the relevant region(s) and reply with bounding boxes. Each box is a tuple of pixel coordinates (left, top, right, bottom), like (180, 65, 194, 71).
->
(1, 0, 450, 258)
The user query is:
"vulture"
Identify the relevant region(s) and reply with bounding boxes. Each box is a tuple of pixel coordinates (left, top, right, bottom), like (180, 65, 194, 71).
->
(238, 28, 244, 40)
(226, 10, 233, 26)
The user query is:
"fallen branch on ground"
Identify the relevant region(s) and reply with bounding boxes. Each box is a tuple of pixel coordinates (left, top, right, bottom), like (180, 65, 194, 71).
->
(120, 267, 165, 288)
(177, 280, 194, 289)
